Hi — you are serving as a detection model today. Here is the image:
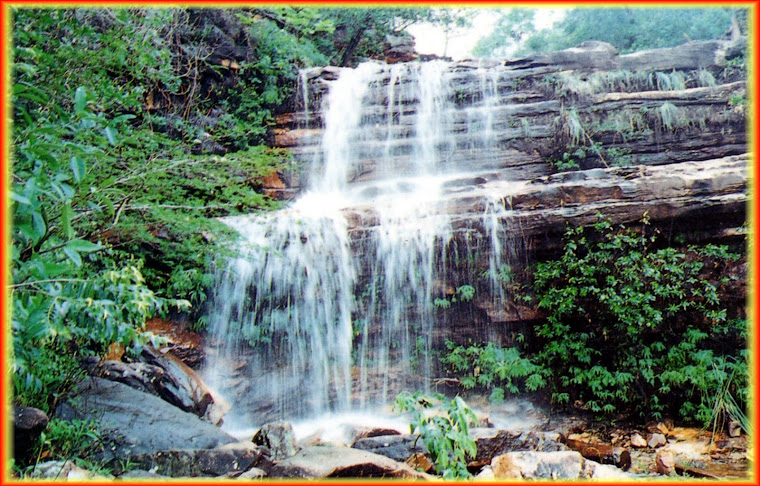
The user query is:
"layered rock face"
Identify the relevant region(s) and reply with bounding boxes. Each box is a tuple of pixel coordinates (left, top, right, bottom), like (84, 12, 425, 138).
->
(202, 39, 747, 424)
(270, 39, 747, 327)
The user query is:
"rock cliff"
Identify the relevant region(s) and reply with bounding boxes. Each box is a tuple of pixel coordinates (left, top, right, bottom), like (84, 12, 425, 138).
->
(268, 39, 747, 331)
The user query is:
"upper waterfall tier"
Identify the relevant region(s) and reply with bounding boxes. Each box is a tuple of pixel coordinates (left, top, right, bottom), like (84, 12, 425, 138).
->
(270, 39, 746, 201)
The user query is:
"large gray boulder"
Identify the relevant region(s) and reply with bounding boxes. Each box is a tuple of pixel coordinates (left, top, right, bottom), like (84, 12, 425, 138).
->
(252, 421, 300, 461)
(351, 434, 428, 462)
(55, 378, 236, 458)
(270, 445, 430, 479)
(127, 442, 272, 478)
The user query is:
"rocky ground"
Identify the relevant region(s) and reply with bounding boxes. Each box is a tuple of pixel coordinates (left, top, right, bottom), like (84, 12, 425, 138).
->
(14, 325, 750, 480)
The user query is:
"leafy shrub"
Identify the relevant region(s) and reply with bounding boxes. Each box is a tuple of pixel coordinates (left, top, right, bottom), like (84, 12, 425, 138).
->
(393, 391, 477, 478)
(530, 215, 746, 424)
(11, 88, 190, 412)
(440, 341, 546, 399)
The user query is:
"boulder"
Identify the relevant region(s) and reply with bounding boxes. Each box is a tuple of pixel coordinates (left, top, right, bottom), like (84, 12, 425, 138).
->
(12, 406, 49, 462)
(87, 347, 228, 425)
(119, 469, 167, 479)
(236, 467, 267, 479)
(252, 421, 300, 461)
(270, 445, 429, 479)
(470, 428, 564, 467)
(30, 460, 110, 480)
(128, 442, 272, 478)
(630, 433, 647, 448)
(561, 434, 631, 470)
(492, 451, 586, 479)
(351, 434, 428, 462)
(648, 433, 667, 448)
(349, 426, 402, 443)
(655, 450, 676, 475)
(54, 378, 236, 459)
(583, 460, 634, 479)
(492, 450, 633, 479)
(383, 34, 417, 64)
(405, 452, 434, 473)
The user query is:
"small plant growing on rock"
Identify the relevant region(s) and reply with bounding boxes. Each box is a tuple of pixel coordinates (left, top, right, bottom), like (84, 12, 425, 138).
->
(393, 391, 478, 479)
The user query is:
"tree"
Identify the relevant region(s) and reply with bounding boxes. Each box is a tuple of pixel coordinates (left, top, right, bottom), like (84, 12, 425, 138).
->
(474, 7, 738, 57)
(472, 9, 537, 58)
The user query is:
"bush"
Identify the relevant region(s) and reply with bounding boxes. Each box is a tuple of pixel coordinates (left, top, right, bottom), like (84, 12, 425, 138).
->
(440, 340, 546, 399)
(530, 215, 746, 424)
(393, 391, 477, 478)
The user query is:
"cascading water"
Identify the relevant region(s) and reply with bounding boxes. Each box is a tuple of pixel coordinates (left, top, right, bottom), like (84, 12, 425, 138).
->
(202, 59, 523, 426)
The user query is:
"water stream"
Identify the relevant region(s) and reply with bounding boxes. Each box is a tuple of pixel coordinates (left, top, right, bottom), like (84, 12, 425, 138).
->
(202, 60, 523, 427)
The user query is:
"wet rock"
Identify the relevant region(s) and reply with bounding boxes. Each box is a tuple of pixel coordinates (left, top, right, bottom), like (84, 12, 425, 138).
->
(582, 460, 633, 479)
(405, 452, 433, 473)
(12, 406, 49, 462)
(236, 467, 267, 479)
(630, 433, 647, 448)
(138, 347, 221, 421)
(55, 378, 236, 459)
(349, 426, 402, 443)
(492, 451, 633, 479)
(252, 421, 300, 461)
(648, 433, 667, 448)
(351, 434, 428, 462)
(470, 428, 564, 467)
(529, 41, 619, 70)
(561, 434, 631, 470)
(31, 460, 110, 480)
(144, 317, 205, 369)
(119, 469, 167, 479)
(383, 34, 417, 64)
(655, 450, 676, 475)
(270, 445, 429, 479)
(492, 451, 585, 479)
(128, 442, 272, 478)
(88, 347, 227, 425)
(475, 465, 494, 479)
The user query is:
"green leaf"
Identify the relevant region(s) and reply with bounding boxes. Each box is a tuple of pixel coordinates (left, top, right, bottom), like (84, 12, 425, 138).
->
(70, 156, 86, 183)
(74, 86, 87, 114)
(61, 202, 73, 239)
(65, 239, 102, 253)
(104, 127, 117, 146)
(63, 247, 82, 266)
(11, 192, 32, 205)
(31, 211, 46, 241)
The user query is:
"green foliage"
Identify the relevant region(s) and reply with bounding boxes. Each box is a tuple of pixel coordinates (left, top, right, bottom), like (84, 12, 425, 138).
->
(440, 341, 546, 396)
(472, 9, 537, 58)
(35, 419, 102, 464)
(434, 284, 476, 309)
(393, 391, 477, 478)
(477, 8, 737, 57)
(11, 87, 190, 412)
(529, 215, 746, 424)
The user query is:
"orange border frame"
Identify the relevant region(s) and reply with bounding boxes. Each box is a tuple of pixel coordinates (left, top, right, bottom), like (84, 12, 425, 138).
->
(0, 2, 757, 486)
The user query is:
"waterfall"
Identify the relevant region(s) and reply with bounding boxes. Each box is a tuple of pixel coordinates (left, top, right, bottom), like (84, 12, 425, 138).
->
(203, 60, 519, 426)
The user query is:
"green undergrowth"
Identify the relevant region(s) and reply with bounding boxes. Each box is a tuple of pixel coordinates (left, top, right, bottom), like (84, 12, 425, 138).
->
(439, 215, 746, 431)
(393, 391, 478, 479)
